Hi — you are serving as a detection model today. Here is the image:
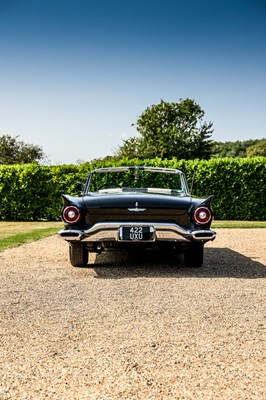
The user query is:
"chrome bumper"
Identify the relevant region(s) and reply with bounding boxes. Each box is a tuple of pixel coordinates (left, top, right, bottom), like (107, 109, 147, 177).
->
(59, 221, 216, 243)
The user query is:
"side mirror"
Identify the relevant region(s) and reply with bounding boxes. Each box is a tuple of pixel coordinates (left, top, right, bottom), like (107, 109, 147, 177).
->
(75, 183, 84, 194)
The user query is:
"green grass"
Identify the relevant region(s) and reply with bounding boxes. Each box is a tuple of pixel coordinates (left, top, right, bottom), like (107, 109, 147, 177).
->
(0, 220, 265, 252)
(212, 220, 266, 228)
(0, 222, 62, 252)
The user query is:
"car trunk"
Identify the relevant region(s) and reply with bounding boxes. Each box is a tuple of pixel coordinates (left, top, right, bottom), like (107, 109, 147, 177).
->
(82, 192, 191, 227)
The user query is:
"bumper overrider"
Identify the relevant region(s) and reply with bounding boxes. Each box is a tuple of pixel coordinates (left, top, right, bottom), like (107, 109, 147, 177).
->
(59, 221, 216, 243)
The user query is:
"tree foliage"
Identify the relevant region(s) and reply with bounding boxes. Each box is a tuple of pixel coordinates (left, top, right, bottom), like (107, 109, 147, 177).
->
(212, 139, 261, 158)
(0, 134, 45, 165)
(116, 99, 214, 160)
(246, 139, 266, 157)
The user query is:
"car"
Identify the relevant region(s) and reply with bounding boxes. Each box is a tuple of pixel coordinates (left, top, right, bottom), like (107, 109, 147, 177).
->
(58, 166, 216, 268)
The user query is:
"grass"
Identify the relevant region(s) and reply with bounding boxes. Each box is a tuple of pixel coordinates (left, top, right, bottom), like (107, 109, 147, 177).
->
(0, 221, 62, 252)
(0, 220, 265, 252)
(212, 220, 266, 228)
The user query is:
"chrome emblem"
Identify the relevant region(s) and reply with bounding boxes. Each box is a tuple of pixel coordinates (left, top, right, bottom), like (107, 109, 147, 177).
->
(128, 201, 147, 212)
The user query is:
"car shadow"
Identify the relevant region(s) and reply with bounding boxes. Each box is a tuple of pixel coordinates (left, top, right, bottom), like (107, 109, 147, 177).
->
(91, 248, 266, 279)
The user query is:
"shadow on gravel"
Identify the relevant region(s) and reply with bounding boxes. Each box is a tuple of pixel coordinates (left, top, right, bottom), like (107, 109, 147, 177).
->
(92, 248, 266, 279)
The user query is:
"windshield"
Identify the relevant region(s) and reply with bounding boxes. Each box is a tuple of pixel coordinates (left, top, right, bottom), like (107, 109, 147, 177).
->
(87, 168, 188, 195)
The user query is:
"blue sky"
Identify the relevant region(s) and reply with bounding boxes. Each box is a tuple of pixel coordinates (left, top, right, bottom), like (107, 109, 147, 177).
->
(0, 0, 265, 164)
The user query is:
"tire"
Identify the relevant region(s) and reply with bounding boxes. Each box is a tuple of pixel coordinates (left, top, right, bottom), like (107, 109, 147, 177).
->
(184, 242, 204, 268)
(69, 243, 89, 267)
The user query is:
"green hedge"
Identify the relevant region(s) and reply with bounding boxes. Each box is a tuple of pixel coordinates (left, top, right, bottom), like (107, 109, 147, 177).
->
(0, 157, 265, 221)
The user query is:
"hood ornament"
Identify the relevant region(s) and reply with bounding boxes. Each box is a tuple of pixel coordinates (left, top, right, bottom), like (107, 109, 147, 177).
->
(128, 201, 146, 212)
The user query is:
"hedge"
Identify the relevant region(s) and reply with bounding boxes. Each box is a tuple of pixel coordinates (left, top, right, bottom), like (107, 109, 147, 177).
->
(0, 157, 265, 221)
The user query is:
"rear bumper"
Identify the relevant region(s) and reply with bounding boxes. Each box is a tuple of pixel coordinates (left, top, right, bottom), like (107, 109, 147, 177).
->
(59, 221, 216, 243)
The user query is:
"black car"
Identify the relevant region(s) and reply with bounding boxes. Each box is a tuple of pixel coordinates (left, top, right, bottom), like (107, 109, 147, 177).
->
(59, 166, 216, 268)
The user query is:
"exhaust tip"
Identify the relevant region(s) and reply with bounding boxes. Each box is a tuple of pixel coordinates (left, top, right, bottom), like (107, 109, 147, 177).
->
(192, 230, 216, 241)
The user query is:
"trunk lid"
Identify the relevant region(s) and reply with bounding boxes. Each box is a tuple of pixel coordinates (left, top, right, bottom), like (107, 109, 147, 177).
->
(82, 192, 192, 227)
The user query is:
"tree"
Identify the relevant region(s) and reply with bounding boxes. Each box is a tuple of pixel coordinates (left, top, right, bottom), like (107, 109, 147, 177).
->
(212, 139, 260, 158)
(0, 134, 45, 164)
(114, 137, 144, 159)
(117, 99, 214, 160)
(246, 139, 266, 157)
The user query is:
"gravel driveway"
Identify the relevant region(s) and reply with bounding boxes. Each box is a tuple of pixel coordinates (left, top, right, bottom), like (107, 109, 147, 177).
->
(0, 229, 265, 400)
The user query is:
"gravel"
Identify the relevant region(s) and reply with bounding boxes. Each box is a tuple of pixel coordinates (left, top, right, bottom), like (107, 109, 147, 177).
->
(0, 229, 265, 400)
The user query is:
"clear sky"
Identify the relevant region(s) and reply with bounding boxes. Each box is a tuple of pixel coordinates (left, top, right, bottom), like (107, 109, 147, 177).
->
(0, 0, 265, 164)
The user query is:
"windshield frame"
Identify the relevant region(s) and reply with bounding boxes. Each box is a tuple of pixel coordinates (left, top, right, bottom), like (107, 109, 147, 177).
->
(84, 166, 190, 196)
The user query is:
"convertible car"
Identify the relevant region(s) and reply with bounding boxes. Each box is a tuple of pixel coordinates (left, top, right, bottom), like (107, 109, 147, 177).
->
(59, 166, 216, 268)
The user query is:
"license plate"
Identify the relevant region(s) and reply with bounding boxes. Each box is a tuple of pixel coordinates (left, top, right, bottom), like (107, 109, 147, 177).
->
(119, 226, 155, 241)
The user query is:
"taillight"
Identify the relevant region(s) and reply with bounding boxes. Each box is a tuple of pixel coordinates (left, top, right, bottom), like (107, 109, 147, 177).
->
(193, 206, 212, 225)
(62, 206, 81, 224)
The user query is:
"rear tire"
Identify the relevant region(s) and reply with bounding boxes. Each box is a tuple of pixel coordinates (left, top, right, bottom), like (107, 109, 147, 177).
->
(184, 242, 204, 268)
(69, 243, 89, 267)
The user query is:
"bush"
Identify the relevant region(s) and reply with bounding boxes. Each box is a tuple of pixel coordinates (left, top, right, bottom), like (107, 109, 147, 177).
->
(0, 157, 265, 221)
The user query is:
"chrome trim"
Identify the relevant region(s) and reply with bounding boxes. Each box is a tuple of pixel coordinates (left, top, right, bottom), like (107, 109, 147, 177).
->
(85, 166, 190, 196)
(128, 201, 147, 212)
(128, 207, 147, 212)
(58, 229, 83, 241)
(191, 230, 217, 240)
(59, 222, 216, 243)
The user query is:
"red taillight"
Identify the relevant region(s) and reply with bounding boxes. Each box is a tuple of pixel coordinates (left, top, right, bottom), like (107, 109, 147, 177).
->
(62, 206, 81, 224)
(193, 206, 212, 225)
